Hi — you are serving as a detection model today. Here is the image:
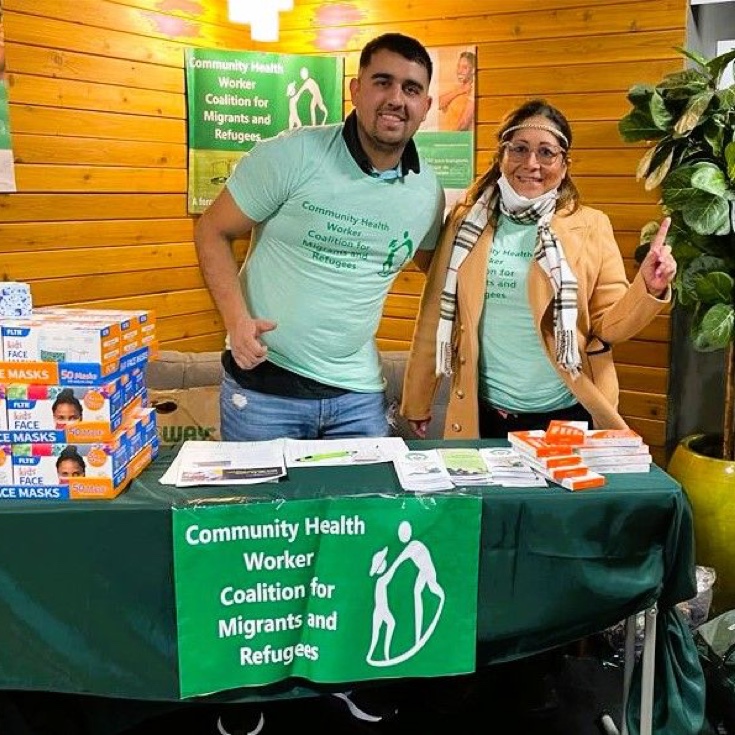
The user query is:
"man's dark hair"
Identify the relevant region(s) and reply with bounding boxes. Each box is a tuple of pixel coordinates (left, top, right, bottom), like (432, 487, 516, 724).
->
(359, 33, 433, 81)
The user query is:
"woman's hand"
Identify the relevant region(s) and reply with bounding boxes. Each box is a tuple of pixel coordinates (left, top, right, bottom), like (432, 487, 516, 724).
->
(640, 217, 676, 297)
(408, 418, 431, 439)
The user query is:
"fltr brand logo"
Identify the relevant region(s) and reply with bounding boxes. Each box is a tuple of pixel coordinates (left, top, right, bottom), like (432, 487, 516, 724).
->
(366, 521, 445, 667)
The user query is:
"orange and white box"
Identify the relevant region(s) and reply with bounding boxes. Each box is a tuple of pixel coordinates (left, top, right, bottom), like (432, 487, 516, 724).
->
(34, 308, 157, 351)
(11, 438, 128, 487)
(508, 430, 578, 459)
(559, 471, 606, 491)
(0, 445, 11, 485)
(5, 380, 129, 436)
(1, 318, 121, 364)
(584, 454, 653, 474)
(575, 444, 650, 460)
(582, 429, 644, 447)
(526, 453, 585, 470)
(531, 462, 590, 482)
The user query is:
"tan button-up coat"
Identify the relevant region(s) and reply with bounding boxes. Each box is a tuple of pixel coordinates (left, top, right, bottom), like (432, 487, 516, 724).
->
(400, 201, 670, 438)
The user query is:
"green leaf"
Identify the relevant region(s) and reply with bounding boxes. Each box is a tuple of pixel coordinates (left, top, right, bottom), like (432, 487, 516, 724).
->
(662, 165, 698, 207)
(680, 255, 729, 305)
(645, 148, 674, 190)
(726, 141, 735, 183)
(691, 303, 734, 351)
(703, 118, 725, 157)
(635, 146, 657, 181)
(650, 91, 674, 129)
(708, 48, 735, 88)
(690, 162, 729, 196)
(618, 110, 664, 142)
(657, 69, 709, 97)
(674, 90, 715, 136)
(682, 193, 730, 235)
(694, 271, 734, 304)
(676, 46, 711, 71)
(626, 83, 655, 108)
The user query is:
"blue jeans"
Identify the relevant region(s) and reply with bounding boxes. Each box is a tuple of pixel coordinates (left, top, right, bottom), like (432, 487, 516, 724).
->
(220, 372, 390, 441)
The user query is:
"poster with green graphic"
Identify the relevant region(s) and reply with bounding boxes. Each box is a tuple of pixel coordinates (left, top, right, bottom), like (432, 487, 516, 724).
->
(0, 0, 16, 193)
(173, 495, 481, 698)
(185, 48, 343, 213)
(417, 45, 477, 212)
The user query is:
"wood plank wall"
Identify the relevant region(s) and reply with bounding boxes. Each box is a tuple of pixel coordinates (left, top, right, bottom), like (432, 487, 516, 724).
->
(0, 0, 687, 462)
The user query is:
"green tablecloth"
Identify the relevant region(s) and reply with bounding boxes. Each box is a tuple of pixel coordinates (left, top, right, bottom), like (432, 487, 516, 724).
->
(0, 441, 703, 733)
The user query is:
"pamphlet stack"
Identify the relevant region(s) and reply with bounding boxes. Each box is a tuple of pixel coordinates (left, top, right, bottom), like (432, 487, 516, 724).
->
(573, 429, 652, 473)
(507, 427, 606, 490)
(0, 307, 160, 500)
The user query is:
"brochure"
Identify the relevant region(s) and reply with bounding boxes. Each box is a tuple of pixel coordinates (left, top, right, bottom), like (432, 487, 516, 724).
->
(393, 449, 455, 493)
(160, 439, 287, 487)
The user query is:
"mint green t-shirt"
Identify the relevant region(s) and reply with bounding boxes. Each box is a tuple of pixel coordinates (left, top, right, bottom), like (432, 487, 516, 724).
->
(227, 124, 444, 392)
(478, 215, 576, 412)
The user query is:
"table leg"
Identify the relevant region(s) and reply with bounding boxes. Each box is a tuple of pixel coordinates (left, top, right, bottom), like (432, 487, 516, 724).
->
(639, 606, 658, 735)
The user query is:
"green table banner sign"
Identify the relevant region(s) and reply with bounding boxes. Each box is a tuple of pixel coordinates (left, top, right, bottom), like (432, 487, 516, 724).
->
(185, 48, 343, 214)
(173, 494, 481, 698)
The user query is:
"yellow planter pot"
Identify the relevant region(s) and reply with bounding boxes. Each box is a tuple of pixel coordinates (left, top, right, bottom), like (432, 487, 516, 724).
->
(668, 434, 735, 615)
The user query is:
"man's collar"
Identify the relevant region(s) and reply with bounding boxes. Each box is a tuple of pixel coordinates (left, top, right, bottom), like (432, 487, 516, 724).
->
(342, 110, 421, 177)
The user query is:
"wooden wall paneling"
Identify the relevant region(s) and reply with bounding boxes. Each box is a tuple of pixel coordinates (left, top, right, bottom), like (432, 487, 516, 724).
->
(0, 194, 186, 221)
(8, 105, 185, 141)
(29, 266, 205, 306)
(0, 219, 194, 252)
(8, 74, 184, 118)
(14, 165, 186, 192)
(4, 243, 200, 280)
(12, 134, 186, 168)
(5, 42, 183, 92)
(617, 365, 668, 394)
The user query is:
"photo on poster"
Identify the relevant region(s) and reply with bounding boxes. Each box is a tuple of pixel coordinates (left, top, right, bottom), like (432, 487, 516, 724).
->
(414, 46, 477, 213)
(0, 0, 16, 193)
(185, 49, 343, 213)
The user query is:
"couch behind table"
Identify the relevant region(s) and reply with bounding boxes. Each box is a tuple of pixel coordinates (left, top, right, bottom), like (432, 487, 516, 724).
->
(144, 350, 450, 441)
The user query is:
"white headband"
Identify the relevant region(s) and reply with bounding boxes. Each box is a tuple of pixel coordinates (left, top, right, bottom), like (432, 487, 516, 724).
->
(502, 123, 569, 148)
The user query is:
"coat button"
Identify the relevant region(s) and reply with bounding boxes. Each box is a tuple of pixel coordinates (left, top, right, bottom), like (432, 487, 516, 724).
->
(456, 389, 465, 398)
(459, 324, 465, 332)
(459, 356, 467, 364)
(451, 423, 461, 432)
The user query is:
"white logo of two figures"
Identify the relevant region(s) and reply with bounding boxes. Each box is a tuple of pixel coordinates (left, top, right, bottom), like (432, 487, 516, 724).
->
(287, 67, 329, 129)
(366, 521, 446, 667)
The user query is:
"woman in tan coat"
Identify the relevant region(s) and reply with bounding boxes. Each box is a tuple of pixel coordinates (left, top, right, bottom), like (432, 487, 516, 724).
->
(401, 99, 676, 440)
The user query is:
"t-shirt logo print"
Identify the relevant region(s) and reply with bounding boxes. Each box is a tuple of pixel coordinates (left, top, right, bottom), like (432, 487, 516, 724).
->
(366, 521, 446, 667)
(379, 232, 414, 277)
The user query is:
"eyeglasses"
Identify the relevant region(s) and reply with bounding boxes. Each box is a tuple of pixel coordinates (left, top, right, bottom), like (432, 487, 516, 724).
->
(502, 142, 565, 166)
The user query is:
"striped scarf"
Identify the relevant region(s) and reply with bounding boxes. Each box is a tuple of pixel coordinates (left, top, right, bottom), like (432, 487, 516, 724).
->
(436, 176, 581, 378)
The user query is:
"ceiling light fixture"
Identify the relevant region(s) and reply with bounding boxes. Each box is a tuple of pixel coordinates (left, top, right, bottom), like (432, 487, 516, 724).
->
(228, 0, 292, 42)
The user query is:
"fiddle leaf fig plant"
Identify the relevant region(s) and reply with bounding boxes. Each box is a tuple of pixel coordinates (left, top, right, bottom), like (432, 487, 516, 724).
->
(619, 46, 735, 459)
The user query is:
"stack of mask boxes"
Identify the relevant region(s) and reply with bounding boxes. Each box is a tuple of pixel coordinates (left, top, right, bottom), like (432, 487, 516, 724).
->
(0, 306, 159, 500)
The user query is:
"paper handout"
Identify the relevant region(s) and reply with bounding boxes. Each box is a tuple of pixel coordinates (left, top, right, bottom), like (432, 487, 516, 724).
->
(393, 449, 455, 493)
(163, 439, 287, 487)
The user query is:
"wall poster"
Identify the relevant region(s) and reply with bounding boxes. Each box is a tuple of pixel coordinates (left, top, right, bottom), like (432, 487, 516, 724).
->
(417, 46, 477, 213)
(0, 0, 16, 193)
(185, 48, 343, 214)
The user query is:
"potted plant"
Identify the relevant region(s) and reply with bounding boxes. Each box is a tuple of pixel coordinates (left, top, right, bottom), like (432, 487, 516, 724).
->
(618, 45, 735, 611)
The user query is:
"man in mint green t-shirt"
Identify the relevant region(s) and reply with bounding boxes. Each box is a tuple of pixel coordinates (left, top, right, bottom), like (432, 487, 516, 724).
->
(195, 33, 444, 444)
